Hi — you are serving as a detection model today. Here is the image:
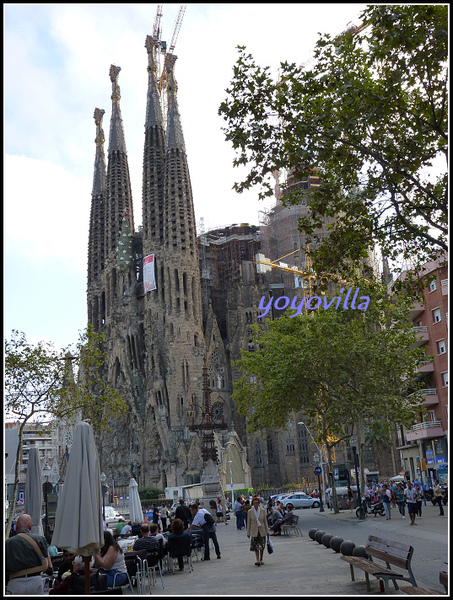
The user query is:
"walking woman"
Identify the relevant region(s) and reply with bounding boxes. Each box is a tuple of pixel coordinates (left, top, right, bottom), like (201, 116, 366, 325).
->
(246, 496, 269, 566)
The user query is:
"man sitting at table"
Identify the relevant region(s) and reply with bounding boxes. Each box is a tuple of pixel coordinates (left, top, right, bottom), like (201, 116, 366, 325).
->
(150, 523, 167, 547)
(132, 523, 159, 552)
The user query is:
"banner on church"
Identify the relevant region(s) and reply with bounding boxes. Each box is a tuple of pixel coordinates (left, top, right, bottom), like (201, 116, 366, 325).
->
(143, 254, 157, 292)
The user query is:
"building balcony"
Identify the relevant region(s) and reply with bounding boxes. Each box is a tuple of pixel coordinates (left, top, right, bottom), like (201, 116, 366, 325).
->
(411, 325, 429, 346)
(410, 301, 425, 320)
(406, 420, 443, 441)
(409, 388, 438, 406)
(441, 279, 448, 296)
(416, 361, 434, 374)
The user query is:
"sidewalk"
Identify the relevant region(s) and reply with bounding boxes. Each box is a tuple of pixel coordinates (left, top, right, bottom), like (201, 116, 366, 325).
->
(150, 505, 448, 597)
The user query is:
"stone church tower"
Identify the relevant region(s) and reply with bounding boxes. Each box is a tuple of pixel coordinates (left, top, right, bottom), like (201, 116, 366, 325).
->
(87, 36, 236, 495)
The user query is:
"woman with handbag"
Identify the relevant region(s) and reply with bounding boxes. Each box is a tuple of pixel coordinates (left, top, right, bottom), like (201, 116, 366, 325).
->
(246, 496, 269, 566)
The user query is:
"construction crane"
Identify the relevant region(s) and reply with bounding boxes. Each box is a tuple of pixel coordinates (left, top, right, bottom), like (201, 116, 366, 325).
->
(152, 5, 164, 80)
(159, 5, 186, 124)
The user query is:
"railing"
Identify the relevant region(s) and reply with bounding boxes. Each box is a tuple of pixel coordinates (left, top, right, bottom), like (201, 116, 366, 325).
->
(410, 420, 442, 431)
(412, 326, 428, 333)
(408, 388, 437, 397)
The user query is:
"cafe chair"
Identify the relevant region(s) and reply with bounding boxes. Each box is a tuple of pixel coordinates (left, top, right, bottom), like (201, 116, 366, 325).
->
(145, 549, 165, 590)
(168, 535, 193, 574)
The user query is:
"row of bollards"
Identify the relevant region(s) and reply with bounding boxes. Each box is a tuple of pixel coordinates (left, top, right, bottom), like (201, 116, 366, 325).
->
(308, 528, 369, 558)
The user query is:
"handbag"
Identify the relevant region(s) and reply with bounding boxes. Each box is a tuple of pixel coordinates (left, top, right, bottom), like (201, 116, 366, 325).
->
(266, 535, 274, 554)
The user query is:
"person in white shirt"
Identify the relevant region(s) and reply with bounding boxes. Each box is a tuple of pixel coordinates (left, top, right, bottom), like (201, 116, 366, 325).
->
(188, 503, 221, 561)
(404, 482, 418, 525)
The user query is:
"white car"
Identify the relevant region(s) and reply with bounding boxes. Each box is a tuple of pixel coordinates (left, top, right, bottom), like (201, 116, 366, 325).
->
(282, 492, 320, 509)
(104, 505, 124, 524)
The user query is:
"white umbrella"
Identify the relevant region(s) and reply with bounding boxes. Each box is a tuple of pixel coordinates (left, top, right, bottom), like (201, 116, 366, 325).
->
(25, 447, 43, 536)
(52, 421, 103, 594)
(129, 478, 143, 525)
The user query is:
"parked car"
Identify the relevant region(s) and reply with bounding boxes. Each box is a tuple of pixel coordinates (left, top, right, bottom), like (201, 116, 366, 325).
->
(170, 502, 180, 517)
(282, 492, 320, 509)
(104, 505, 124, 525)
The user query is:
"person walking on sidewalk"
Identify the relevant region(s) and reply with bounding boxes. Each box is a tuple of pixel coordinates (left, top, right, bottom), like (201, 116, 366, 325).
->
(395, 483, 406, 518)
(404, 481, 418, 525)
(247, 496, 269, 567)
(382, 483, 392, 519)
(414, 483, 423, 518)
(432, 480, 445, 516)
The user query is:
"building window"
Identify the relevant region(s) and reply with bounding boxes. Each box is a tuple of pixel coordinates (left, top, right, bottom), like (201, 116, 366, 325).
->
(437, 339, 446, 354)
(442, 372, 448, 386)
(433, 308, 442, 323)
(255, 439, 263, 466)
(285, 423, 295, 454)
(267, 436, 274, 463)
(429, 279, 437, 292)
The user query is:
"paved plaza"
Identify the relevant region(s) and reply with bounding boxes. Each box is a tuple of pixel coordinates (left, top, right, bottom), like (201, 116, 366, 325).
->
(152, 503, 448, 597)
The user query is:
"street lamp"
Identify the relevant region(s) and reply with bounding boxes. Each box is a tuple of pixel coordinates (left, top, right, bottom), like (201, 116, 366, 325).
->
(100, 472, 107, 521)
(349, 437, 365, 520)
(227, 460, 234, 509)
(298, 422, 324, 512)
(42, 463, 52, 537)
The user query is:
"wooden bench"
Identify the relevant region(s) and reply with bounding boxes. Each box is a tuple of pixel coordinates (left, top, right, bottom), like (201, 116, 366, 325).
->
(400, 560, 448, 595)
(341, 535, 417, 594)
(281, 514, 303, 537)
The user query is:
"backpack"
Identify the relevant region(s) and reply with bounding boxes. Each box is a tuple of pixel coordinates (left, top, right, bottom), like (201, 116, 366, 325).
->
(204, 511, 215, 526)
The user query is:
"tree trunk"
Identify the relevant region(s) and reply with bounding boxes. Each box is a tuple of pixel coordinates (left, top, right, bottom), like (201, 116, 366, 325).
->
(6, 421, 26, 538)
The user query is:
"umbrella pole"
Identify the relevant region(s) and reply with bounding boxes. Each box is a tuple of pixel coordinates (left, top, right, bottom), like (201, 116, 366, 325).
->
(84, 556, 91, 595)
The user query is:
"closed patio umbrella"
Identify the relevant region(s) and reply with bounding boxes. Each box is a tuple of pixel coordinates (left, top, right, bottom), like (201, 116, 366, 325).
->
(25, 447, 43, 536)
(52, 421, 103, 594)
(129, 478, 143, 525)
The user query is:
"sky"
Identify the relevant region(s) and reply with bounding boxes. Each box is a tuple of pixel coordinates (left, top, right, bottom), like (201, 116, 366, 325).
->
(4, 3, 368, 350)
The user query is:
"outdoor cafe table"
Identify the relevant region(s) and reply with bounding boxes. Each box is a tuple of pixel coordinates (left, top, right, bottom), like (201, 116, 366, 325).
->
(117, 536, 138, 551)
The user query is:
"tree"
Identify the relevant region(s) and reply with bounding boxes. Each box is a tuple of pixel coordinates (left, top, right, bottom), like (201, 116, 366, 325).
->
(219, 5, 447, 277)
(232, 281, 427, 511)
(4, 326, 127, 536)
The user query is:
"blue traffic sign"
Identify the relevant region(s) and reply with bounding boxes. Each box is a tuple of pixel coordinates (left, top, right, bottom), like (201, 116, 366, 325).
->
(314, 466, 322, 475)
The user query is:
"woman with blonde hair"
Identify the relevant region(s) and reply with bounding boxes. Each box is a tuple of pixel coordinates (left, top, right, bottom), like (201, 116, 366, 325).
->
(246, 496, 269, 566)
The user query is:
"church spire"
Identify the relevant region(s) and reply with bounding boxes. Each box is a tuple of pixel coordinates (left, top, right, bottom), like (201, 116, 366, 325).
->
(106, 64, 134, 253)
(87, 108, 107, 329)
(145, 35, 164, 128)
(142, 38, 166, 254)
(92, 108, 107, 195)
(165, 55, 185, 151)
(108, 65, 127, 154)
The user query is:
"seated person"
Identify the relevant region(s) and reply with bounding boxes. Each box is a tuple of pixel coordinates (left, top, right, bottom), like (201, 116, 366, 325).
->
(132, 523, 159, 552)
(267, 506, 283, 527)
(167, 518, 191, 571)
(120, 521, 132, 536)
(271, 503, 294, 535)
(56, 550, 76, 583)
(94, 531, 128, 588)
(150, 522, 167, 547)
(115, 517, 127, 536)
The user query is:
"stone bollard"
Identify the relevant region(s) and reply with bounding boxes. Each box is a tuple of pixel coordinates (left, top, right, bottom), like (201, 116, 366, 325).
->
(329, 536, 344, 553)
(308, 528, 318, 540)
(314, 530, 326, 544)
(340, 540, 356, 555)
(321, 533, 334, 548)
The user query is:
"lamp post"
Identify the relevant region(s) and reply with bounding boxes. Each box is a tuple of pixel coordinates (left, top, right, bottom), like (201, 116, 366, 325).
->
(227, 460, 234, 509)
(350, 437, 365, 520)
(100, 472, 107, 521)
(298, 422, 324, 512)
(42, 463, 52, 537)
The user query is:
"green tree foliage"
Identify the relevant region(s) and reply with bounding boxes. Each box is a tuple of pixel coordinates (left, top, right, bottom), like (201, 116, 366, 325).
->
(219, 5, 447, 277)
(232, 282, 427, 509)
(4, 326, 127, 536)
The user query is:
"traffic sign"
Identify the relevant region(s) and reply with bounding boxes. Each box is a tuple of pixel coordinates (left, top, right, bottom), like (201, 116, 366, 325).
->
(314, 466, 322, 475)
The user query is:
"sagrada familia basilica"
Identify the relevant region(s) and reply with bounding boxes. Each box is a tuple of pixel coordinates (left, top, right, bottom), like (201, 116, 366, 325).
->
(86, 27, 363, 499)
